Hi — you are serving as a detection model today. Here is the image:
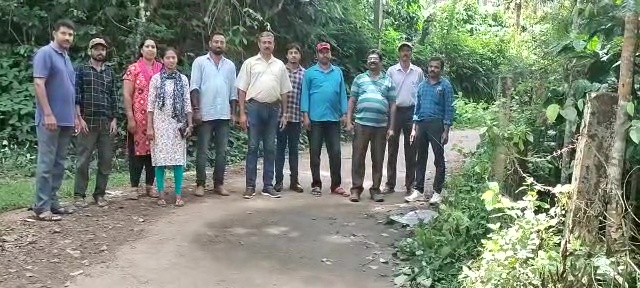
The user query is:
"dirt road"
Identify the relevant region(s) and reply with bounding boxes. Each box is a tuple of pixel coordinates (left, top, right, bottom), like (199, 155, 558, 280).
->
(0, 129, 479, 288)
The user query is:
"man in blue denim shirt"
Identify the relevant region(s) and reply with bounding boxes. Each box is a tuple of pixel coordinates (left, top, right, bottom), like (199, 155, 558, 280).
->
(405, 56, 455, 204)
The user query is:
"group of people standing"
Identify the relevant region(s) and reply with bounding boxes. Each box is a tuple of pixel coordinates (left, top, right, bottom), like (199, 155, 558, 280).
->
(30, 19, 455, 222)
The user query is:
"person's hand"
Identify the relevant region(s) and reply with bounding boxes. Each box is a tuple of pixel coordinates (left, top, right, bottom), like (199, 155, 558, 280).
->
(386, 129, 394, 140)
(44, 113, 57, 131)
(345, 122, 354, 134)
(279, 115, 287, 130)
(147, 128, 154, 141)
(126, 118, 137, 134)
(303, 117, 311, 131)
(230, 114, 237, 127)
(193, 110, 202, 125)
(238, 113, 248, 131)
(109, 119, 117, 136)
(410, 128, 417, 143)
(441, 131, 449, 146)
(185, 125, 194, 138)
(74, 117, 88, 135)
(340, 115, 347, 127)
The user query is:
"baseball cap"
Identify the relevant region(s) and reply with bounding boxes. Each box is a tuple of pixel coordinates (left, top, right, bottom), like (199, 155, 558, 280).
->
(397, 42, 413, 51)
(89, 38, 107, 48)
(316, 42, 331, 51)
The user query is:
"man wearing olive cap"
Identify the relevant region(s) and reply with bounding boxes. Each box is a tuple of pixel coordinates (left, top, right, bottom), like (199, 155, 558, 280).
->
(383, 42, 423, 195)
(73, 37, 119, 208)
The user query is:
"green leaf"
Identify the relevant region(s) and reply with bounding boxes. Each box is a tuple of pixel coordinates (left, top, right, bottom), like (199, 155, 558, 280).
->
(546, 104, 561, 123)
(577, 99, 585, 111)
(572, 40, 586, 51)
(630, 127, 640, 144)
(560, 107, 578, 121)
(627, 102, 635, 116)
(526, 133, 533, 142)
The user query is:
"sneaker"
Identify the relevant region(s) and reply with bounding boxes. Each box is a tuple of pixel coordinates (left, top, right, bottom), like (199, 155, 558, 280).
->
(429, 192, 442, 204)
(214, 186, 230, 196)
(404, 189, 424, 202)
(274, 182, 283, 192)
(195, 186, 205, 197)
(382, 186, 395, 194)
(261, 188, 282, 198)
(94, 196, 108, 207)
(243, 188, 256, 199)
(73, 197, 88, 208)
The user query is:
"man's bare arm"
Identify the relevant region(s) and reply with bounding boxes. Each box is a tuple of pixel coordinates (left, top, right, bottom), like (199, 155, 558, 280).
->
(34, 78, 52, 115)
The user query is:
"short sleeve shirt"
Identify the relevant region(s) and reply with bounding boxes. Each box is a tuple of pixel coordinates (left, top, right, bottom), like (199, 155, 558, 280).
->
(32, 43, 76, 126)
(350, 71, 397, 127)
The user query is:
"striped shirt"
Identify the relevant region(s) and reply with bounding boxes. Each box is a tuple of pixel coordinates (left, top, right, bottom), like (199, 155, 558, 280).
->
(281, 65, 305, 122)
(350, 71, 397, 127)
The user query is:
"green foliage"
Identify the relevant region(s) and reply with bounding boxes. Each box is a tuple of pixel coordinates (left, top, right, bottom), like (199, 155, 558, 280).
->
(452, 97, 494, 129)
(460, 183, 639, 288)
(394, 139, 496, 287)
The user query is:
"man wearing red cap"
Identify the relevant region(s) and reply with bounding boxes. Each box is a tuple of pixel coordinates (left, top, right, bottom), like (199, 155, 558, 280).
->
(300, 42, 349, 197)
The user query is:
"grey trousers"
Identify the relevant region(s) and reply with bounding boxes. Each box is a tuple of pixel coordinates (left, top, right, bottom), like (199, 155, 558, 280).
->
(73, 126, 114, 199)
(33, 125, 73, 215)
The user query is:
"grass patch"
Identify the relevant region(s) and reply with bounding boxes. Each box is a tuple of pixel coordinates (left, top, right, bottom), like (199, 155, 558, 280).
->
(0, 172, 130, 213)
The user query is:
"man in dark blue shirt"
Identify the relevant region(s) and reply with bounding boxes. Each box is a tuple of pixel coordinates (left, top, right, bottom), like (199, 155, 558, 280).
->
(405, 56, 455, 204)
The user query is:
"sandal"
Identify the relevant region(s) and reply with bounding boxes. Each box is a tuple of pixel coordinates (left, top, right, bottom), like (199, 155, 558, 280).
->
(175, 197, 184, 207)
(52, 207, 75, 215)
(331, 187, 349, 197)
(35, 211, 62, 222)
(157, 191, 166, 206)
(310, 187, 322, 197)
(146, 185, 160, 198)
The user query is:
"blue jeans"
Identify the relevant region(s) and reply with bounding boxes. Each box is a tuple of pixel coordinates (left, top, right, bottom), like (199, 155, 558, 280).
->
(275, 121, 302, 184)
(33, 125, 73, 215)
(246, 100, 280, 190)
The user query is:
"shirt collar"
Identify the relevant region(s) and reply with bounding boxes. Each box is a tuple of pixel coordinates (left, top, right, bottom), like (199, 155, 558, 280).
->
(49, 41, 66, 54)
(366, 70, 385, 78)
(312, 63, 334, 72)
(286, 64, 303, 73)
(394, 63, 416, 72)
(205, 53, 227, 63)
(85, 61, 107, 72)
(257, 53, 276, 63)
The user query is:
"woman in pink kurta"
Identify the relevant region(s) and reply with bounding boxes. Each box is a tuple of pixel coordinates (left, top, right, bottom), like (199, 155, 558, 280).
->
(123, 39, 163, 200)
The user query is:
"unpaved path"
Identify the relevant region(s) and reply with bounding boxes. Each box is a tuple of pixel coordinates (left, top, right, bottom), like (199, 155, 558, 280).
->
(0, 129, 480, 288)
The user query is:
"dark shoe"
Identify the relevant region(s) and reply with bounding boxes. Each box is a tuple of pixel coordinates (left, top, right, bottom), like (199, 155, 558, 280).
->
(94, 196, 108, 207)
(349, 189, 361, 202)
(243, 188, 256, 199)
(73, 196, 88, 208)
(51, 206, 75, 215)
(382, 186, 395, 194)
(290, 182, 304, 193)
(370, 189, 384, 202)
(274, 182, 283, 192)
(261, 188, 282, 198)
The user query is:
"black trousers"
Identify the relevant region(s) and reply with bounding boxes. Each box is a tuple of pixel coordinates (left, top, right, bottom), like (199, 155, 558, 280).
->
(413, 120, 445, 193)
(385, 105, 416, 190)
(128, 133, 155, 187)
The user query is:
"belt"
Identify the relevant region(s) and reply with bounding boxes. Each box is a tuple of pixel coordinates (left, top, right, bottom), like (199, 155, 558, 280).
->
(247, 98, 281, 105)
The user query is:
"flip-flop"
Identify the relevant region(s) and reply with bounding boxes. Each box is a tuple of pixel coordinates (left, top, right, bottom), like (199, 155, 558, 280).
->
(331, 187, 349, 197)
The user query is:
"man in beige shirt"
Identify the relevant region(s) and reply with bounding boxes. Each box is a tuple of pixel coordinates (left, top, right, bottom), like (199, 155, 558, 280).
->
(236, 31, 292, 199)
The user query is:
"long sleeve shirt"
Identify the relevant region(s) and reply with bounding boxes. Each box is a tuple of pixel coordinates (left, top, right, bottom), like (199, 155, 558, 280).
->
(189, 54, 237, 120)
(413, 77, 455, 126)
(300, 64, 348, 121)
(75, 62, 118, 128)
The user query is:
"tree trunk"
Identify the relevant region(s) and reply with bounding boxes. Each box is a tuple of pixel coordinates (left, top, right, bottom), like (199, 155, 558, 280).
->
(605, 12, 638, 254)
(514, 0, 521, 32)
(563, 92, 616, 248)
(492, 75, 512, 192)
